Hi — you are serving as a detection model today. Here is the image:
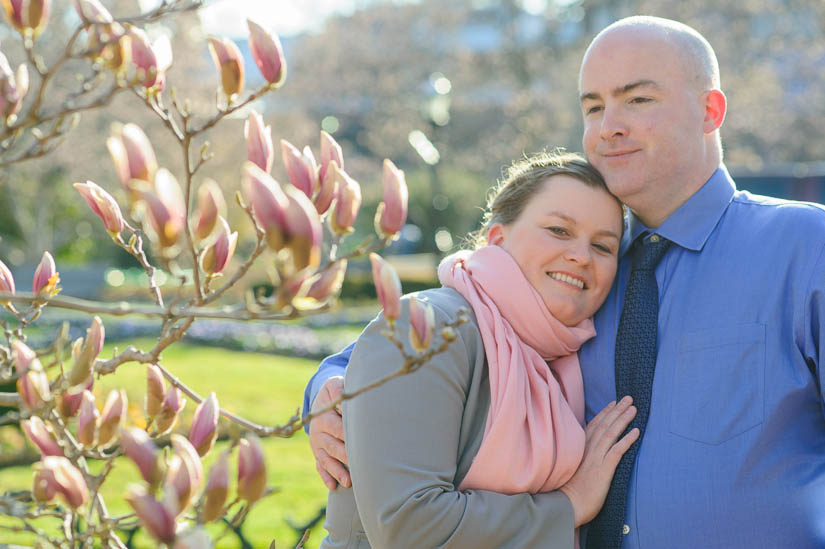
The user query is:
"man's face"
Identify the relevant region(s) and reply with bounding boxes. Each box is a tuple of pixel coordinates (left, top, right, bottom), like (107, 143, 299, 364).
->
(579, 29, 708, 217)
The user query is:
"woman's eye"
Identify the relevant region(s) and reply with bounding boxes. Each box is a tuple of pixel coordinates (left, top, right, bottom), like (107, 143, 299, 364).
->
(547, 227, 568, 236)
(593, 243, 614, 254)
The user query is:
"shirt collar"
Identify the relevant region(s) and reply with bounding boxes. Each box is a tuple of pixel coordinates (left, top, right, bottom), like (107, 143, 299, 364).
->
(621, 165, 736, 256)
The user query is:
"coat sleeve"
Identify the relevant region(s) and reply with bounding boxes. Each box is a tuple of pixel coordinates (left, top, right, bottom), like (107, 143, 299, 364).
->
(344, 294, 575, 549)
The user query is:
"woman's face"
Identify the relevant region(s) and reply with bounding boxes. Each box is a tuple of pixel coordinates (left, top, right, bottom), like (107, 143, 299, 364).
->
(488, 175, 623, 326)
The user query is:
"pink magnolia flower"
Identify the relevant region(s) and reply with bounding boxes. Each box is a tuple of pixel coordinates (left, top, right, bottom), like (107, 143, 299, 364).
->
(376, 159, 408, 239)
(127, 27, 171, 90)
(200, 217, 237, 275)
(0, 50, 28, 119)
(173, 526, 212, 549)
(57, 377, 93, 418)
(154, 385, 185, 435)
(1, 0, 51, 36)
(145, 364, 165, 420)
(282, 184, 323, 273)
(330, 165, 362, 235)
(189, 392, 219, 457)
(237, 435, 266, 504)
(21, 416, 61, 456)
(202, 450, 229, 522)
(42, 456, 89, 510)
(194, 179, 226, 241)
(126, 485, 177, 544)
(409, 296, 435, 352)
(207, 36, 244, 98)
(318, 131, 343, 189)
(369, 253, 402, 322)
(247, 19, 286, 86)
(121, 427, 162, 488)
(97, 389, 127, 448)
(242, 162, 289, 252)
(106, 122, 158, 201)
(306, 260, 347, 303)
(32, 463, 57, 503)
(73, 181, 124, 235)
(67, 315, 105, 387)
(11, 340, 36, 372)
(32, 251, 59, 296)
(0, 258, 15, 297)
(17, 367, 50, 410)
(72, 0, 111, 23)
(76, 390, 99, 447)
(280, 139, 317, 198)
(167, 435, 203, 510)
(245, 110, 274, 173)
(142, 169, 186, 249)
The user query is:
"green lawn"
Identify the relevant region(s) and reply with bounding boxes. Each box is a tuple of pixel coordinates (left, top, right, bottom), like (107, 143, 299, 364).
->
(0, 339, 331, 548)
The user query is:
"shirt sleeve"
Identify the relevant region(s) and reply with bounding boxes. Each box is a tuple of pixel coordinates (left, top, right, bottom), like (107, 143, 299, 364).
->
(301, 342, 354, 433)
(344, 298, 575, 549)
(803, 243, 825, 415)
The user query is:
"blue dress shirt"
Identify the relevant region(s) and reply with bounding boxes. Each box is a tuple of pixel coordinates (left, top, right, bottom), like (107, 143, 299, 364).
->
(304, 166, 825, 547)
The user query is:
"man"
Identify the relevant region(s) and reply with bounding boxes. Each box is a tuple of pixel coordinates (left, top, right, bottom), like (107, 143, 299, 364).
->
(304, 16, 825, 548)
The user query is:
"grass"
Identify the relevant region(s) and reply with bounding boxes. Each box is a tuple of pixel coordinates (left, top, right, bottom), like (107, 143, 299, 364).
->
(0, 339, 331, 548)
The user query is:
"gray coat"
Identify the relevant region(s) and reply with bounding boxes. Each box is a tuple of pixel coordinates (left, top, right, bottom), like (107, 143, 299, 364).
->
(321, 287, 575, 549)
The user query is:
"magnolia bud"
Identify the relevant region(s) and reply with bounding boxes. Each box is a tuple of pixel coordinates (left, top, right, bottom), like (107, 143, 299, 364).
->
(121, 427, 163, 489)
(369, 253, 402, 322)
(409, 296, 435, 352)
(76, 390, 99, 447)
(237, 435, 266, 504)
(245, 110, 274, 173)
(67, 315, 104, 387)
(330, 165, 361, 235)
(306, 260, 347, 303)
(0, 258, 15, 298)
(32, 463, 58, 503)
(202, 450, 229, 522)
(97, 389, 126, 448)
(2, 0, 51, 36)
(194, 179, 226, 241)
(43, 456, 89, 510)
(282, 185, 322, 274)
(145, 364, 165, 420)
(207, 36, 244, 98)
(247, 19, 286, 86)
(32, 251, 59, 297)
(242, 162, 289, 252)
(375, 159, 408, 239)
(17, 365, 50, 411)
(167, 435, 202, 511)
(200, 217, 237, 275)
(72, 0, 112, 24)
(142, 169, 186, 249)
(11, 339, 35, 373)
(280, 140, 316, 198)
(189, 392, 219, 457)
(154, 385, 185, 435)
(106, 122, 157, 191)
(127, 27, 172, 90)
(0, 52, 28, 119)
(21, 416, 61, 456)
(57, 377, 93, 418)
(319, 131, 343, 188)
(73, 181, 124, 235)
(126, 485, 177, 544)
(173, 526, 213, 549)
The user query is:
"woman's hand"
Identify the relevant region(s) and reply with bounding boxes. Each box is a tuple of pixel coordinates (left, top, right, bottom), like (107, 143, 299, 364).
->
(559, 396, 639, 527)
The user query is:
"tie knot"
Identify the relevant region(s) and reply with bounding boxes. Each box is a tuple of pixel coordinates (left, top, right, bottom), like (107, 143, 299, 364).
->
(631, 234, 671, 271)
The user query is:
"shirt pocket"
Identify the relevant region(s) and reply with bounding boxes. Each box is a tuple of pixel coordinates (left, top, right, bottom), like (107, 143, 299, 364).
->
(669, 322, 765, 445)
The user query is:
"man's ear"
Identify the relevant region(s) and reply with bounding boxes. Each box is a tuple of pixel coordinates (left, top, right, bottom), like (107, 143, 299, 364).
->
(703, 89, 726, 133)
(487, 223, 506, 246)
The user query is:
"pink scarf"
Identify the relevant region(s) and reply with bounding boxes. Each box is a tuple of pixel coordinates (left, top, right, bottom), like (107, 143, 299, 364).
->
(438, 246, 595, 494)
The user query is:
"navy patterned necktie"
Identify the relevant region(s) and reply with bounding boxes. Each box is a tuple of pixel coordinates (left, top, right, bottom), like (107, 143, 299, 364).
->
(586, 234, 671, 549)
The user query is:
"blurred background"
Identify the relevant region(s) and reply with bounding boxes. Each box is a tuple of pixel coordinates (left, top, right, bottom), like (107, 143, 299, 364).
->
(1, 0, 824, 546)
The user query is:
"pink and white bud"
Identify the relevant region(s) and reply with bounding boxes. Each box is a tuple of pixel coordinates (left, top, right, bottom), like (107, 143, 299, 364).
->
(189, 392, 219, 457)
(106, 122, 158, 194)
(0, 51, 28, 119)
(174, 526, 213, 549)
(32, 463, 58, 503)
(330, 165, 362, 235)
(128, 27, 171, 90)
(306, 260, 347, 303)
(44, 456, 89, 510)
(21, 416, 61, 456)
(145, 364, 165, 420)
(242, 162, 289, 252)
(154, 385, 185, 435)
(142, 169, 186, 249)
(1, 0, 51, 36)
(126, 485, 177, 544)
(282, 184, 323, 273)
(73, 181, 124, 234)
(32, 251, 59, 297)
(247, 19, 286, 86)
(171, 434, 203, 488)
(194, 179, 226, 241)
(200, 217, 237, 275)
(313, 165, 338, 215)
(57, 377, 93, 418)
(245, 110, 274, 173)
(76, 390, 99, 447)
(202, 450, 229, 522)
(11, 339, 35, 372)
(280, 140, 316, 198)
(369, 253, 402, 322)
(97, 389, 126, 448)
(318, 131, 343, 189)
(409, 296, 435, 352)
(207, 36, 244, 98)
(167, 435, 202, 510)
(72, 0, 112, 23)
(121, 427, 162, 488)
(67, 315, 104, 387)
(0, 258, 15, 297)
(376, 159, 408, 238)
(17, 365, 50, 411)
(237, 435, 266, 504)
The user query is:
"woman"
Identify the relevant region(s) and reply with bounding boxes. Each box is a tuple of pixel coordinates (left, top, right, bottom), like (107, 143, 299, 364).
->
(322, 152, 638, 548)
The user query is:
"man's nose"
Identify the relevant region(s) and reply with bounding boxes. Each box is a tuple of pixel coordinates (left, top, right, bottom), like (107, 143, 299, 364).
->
(599, 106, 628, 140)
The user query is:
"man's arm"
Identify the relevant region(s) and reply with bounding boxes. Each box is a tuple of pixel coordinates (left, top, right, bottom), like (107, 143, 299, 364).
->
(302, 342, 354, 490)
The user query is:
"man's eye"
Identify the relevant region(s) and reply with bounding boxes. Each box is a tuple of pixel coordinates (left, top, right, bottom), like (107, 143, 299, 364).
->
(630, 97, 651, 104)
(585, 105, 602, 115)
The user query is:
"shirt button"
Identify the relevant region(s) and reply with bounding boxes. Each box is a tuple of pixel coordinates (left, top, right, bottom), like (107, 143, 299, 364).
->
(649, 234, 660, 243)
(622, 524, 631, 535)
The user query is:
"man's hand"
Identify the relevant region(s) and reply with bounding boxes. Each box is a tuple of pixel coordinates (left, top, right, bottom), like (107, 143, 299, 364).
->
(309, 376, 350, 490)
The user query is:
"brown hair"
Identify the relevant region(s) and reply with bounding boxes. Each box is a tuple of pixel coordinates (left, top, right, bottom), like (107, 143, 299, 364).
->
(468, 151, 618, 249)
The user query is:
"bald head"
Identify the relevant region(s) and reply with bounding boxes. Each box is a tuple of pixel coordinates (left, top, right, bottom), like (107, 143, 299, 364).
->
(583, 16, 720, 92)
